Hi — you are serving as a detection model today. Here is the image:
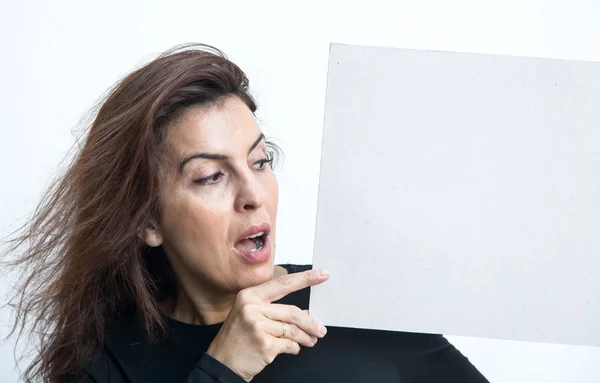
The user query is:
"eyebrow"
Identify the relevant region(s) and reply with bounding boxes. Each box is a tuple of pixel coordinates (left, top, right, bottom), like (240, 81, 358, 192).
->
(179, 133, 265, 172)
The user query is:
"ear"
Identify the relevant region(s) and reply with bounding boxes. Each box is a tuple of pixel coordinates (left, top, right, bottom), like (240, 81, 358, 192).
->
(144, 222, 164, 247)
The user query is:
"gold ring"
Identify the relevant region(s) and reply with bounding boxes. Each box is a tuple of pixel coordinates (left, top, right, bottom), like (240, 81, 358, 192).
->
(279, 321, 287, 338)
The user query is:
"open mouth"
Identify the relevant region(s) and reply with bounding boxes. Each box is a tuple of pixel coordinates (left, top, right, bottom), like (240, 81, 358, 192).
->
(234, 232, 266, 253)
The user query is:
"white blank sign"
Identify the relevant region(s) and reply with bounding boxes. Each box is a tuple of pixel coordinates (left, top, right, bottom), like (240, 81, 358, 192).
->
(309, 44, 600, 347)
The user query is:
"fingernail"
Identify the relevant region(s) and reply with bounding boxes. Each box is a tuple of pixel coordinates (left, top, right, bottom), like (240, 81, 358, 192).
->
(303, 309, 309, 314)
(318, 269, 329, 278)
(319, 323, 327, 336)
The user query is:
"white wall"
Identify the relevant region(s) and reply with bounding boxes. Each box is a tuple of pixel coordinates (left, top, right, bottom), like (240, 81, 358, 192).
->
(1, 0, 598, 381)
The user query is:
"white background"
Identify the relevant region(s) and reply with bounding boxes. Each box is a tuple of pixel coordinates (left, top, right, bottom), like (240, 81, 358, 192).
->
(1, 0, 599, 382)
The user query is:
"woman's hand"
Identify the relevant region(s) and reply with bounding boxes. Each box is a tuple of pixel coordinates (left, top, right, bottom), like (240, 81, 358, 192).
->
(206, 269, 330, 381)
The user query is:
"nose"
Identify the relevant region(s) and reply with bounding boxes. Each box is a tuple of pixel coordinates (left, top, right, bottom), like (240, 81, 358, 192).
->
(234, 170, 264, 212)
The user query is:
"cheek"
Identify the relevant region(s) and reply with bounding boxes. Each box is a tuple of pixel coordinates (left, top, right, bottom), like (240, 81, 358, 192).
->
(159, 190, 229, 248)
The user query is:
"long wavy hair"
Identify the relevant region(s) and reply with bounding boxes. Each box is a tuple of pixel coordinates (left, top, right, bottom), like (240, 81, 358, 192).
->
(3, 43, 279, 382)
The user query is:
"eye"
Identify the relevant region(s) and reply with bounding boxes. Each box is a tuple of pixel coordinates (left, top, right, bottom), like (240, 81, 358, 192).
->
(194, 171, 224, 185)
(253, 154, 274, 171)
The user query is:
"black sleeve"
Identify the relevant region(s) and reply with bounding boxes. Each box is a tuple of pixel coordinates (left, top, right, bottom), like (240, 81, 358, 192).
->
(390, 332, 490, 383)
(181, 353, 246, 383)
(82, 349, 246, 383)
(63, 372, 99, 383)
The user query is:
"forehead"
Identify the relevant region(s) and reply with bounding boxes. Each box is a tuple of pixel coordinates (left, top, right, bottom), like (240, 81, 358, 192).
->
(166, 96, 261, 156)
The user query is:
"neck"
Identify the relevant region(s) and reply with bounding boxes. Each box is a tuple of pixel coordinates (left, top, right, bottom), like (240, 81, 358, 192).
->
(165, 281, 236, 325)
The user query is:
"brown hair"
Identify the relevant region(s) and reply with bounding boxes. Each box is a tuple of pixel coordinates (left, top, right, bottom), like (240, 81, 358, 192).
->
(3, 43, 277, 382)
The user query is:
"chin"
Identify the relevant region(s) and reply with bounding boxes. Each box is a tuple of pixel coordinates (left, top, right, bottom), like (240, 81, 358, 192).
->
(236, 259, 275, 289)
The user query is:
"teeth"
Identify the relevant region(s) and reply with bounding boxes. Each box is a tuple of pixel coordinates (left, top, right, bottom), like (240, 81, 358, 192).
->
(249, 242, 264, 253)
(245, 231, 264, 240)
(250, 246, 262, 253)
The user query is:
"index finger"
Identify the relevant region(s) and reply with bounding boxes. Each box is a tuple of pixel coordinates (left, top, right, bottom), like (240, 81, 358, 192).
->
(254, 269, 330, 302)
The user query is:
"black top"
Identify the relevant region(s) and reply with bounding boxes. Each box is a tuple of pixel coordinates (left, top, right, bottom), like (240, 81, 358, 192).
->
(78, 265, 489, 383)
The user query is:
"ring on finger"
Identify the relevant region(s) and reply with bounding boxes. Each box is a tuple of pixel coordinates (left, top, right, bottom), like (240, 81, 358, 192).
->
(279, 321, 287, 338)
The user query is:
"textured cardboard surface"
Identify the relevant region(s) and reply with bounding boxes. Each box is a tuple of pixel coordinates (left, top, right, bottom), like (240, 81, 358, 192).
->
(310, 44, 600, 346)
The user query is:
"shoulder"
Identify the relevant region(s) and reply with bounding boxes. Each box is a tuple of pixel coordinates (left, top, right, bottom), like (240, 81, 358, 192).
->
(273, 264, 313, 310)
(63, 312, 141, 382)
(82, 311, 150, 382)
(278, 263, 312, 275)
(382, 331, 489, 381)
(71, 346, 127, 383)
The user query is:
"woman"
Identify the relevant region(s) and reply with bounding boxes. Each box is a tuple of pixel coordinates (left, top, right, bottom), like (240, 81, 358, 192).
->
(5, 44, 488, 382)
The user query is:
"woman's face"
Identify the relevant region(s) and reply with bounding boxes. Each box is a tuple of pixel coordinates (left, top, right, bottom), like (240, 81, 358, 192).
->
(146, 96, 279, 296)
